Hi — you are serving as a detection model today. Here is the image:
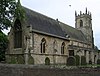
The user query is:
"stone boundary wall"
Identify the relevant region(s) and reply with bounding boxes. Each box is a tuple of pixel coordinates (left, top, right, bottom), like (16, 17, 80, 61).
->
(0, 64, 100, 76)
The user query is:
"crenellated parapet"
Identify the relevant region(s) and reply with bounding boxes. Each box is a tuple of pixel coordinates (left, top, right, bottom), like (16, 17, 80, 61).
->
(75, 8, 92, 20)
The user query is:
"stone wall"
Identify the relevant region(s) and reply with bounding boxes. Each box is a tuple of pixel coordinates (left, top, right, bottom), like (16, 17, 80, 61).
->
(0, 64, 100, 76)
(32, 33, 69, 64)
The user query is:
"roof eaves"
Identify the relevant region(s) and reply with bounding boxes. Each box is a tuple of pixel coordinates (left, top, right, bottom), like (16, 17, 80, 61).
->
(31, 29, 69, 41)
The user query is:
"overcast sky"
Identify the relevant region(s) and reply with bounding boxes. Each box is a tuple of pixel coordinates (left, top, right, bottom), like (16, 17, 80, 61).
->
(7, 0, 97, 49)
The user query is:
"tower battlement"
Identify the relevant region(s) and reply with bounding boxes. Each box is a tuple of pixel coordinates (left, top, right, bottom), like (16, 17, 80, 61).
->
(75, 8, 92, 19)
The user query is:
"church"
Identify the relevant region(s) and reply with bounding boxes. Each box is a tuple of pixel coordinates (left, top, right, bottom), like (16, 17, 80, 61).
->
(6, 7, 99, 65)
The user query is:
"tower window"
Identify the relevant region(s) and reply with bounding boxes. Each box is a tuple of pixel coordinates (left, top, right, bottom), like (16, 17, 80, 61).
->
(41, 38, 46, 53)
(14, 19, 22, 48)
(80, 20, 83, 27)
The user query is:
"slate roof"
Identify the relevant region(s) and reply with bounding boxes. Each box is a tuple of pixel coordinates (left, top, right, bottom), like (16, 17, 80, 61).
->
(59, 22, 87, 41)
(24, 7, 87, 42)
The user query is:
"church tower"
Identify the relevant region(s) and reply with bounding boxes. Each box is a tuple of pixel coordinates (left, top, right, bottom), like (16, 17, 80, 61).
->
(75, 8, 94, 48)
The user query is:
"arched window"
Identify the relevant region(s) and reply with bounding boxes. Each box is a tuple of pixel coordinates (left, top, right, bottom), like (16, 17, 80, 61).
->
(41, 38, 46, 53)
(28, 56, 34, 64)
(14, 19, 22, 48)
(80, 20, 83, 27)
(61, 42, 65, 54)
(45, 57, 50, 65)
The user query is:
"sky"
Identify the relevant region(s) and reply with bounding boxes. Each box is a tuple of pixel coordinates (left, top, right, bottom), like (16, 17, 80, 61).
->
(4, 0, 100, 49)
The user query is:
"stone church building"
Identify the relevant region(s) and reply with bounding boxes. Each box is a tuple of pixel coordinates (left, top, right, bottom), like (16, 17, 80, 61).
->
(6, 7, 99, 65)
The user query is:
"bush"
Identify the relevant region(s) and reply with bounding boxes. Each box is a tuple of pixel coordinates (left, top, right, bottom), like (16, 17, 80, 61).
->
(75, 55, 80, 66)
(81, 56, 87, 65)
(67, 56, 76, 66)
(0, 32, 8, 62)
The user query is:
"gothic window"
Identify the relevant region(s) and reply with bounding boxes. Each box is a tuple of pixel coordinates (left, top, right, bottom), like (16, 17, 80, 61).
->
(28, 56, 34, 64)
(45, 57, 50, 65)
(61, 42, 65, 54)
(80, 20, 83, 27)
(41, 38, 46, 53)
(14, 19, 22, 48)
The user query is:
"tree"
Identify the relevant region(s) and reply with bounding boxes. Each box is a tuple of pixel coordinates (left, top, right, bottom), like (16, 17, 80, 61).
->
(0, 31, 8, 62)
(0, 0, 25, 30)
(15, 0, 25, 21)
(0, 0, 16, 30)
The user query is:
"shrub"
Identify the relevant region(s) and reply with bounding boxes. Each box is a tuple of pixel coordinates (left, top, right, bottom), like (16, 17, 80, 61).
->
(0, 32, 8, 62)
(67, 56, 76, 66)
